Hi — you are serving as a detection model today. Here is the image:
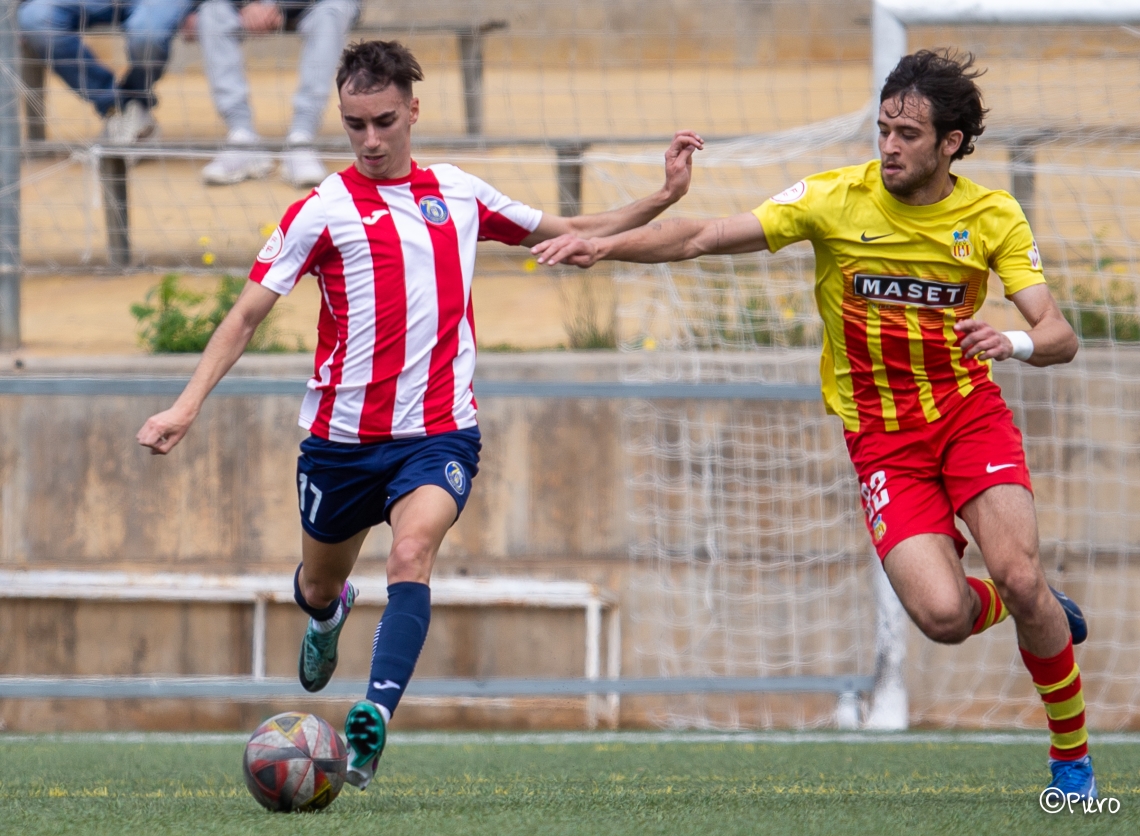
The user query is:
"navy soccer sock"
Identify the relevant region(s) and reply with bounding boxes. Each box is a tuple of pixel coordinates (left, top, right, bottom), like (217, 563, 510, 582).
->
(365, 582, 431, 720)
(292, 563, 340, 621)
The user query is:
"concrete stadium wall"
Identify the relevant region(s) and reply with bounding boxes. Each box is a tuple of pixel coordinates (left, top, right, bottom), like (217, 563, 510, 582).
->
(0, 353, 632, 732)
(1, 350, 1139, 732)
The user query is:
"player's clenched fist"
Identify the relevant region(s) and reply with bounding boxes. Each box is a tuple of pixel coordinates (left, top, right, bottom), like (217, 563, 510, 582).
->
(953, 319, 1017, 361)
(137, 408, 195, 455)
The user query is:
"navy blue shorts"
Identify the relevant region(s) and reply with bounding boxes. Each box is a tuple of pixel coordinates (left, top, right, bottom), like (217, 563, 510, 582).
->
(296, 427, 481, 544)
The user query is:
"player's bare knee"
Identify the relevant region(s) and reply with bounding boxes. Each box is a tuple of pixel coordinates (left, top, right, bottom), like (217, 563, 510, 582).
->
(920, 619, 971, 645)
(914, 601, 972, 644)
(299, 574, 340, 609)
(386, 536, 434, 582)
(991, 562, 1047, 617)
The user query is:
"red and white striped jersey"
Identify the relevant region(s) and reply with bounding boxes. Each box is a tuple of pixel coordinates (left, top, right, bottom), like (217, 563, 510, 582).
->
(250, 161, 542, 443)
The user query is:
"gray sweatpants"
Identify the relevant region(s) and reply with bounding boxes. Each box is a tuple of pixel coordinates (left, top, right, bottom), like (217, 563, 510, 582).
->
(197, 0, 360, 140)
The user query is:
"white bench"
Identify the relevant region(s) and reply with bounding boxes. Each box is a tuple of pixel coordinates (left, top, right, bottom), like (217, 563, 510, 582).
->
(0, 569, 622, 728)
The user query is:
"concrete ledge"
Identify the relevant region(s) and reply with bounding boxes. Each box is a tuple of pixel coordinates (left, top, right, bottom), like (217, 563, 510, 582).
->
(0, 675, 874, 700)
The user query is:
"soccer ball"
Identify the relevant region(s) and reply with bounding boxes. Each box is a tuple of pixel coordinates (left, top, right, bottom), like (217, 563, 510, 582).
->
(242, 712, 347, 812)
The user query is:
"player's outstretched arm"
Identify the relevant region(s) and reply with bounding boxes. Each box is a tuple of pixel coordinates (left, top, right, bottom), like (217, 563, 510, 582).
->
(136, 281, 281, 455)
(532, 211, 769, 269)
(521, 130, 704, 245)
(953, 283, 1078, 367)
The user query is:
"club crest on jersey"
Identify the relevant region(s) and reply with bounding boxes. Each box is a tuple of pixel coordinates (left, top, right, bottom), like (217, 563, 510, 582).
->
(951, 229, 972, 259)
(418, 195, 450, 225)
(770, 180, 807, 204)
(853, 274, 967, 309)
(445, 461, 466, 495)
(256, 227, 283, 263)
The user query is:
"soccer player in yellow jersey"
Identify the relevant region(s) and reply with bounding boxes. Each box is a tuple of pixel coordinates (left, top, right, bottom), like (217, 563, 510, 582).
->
(534, 50, 1096, 800)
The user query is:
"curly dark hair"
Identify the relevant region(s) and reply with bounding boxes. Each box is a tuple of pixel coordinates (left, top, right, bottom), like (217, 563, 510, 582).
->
(880, 49, 988, 161)
(337, 40, 424, 97)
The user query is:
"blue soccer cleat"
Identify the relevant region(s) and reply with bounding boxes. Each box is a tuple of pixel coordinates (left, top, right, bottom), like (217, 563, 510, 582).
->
(344, 700, 387, 790)
(1047, 754, 1097, 801)
(1049, 586, 1088, 645)
(298, 582, 356, 693)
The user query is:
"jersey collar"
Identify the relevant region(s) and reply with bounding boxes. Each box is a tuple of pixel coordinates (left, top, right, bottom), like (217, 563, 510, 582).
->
(872, 160, 966, 217)
(344, 159, 420, 187)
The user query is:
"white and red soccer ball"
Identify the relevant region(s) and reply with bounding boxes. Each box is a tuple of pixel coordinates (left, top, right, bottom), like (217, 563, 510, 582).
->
(242, 712, 347, 812)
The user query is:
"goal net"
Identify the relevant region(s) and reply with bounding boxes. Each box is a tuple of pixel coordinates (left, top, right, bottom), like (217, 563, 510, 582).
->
(8, 0, 1140, 731)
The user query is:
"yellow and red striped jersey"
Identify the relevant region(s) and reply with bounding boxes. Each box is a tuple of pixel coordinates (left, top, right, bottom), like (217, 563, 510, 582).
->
(754, 160, 1045, 433)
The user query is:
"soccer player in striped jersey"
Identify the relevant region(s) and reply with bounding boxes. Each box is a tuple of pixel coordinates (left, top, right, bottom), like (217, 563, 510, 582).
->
(534, 50, 1096, 800)
(137, 40, 703, 789)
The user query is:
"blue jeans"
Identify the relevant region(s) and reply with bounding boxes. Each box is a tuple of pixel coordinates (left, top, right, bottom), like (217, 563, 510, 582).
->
(18, 0, 194, 115)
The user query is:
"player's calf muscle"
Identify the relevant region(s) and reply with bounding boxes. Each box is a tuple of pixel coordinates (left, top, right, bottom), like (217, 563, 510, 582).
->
(300, 531, 366, 606)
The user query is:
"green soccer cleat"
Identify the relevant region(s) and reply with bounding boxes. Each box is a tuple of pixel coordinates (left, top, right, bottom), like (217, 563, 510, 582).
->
(297, 582, 356, 693)
(344, 700, 387, 790)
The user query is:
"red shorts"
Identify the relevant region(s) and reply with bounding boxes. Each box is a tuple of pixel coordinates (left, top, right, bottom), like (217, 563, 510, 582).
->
(844, 382, 1033, 561)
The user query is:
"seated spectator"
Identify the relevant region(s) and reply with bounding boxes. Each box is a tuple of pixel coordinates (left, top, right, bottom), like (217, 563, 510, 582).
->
(187, 0, 359, 187)
(18, 0, 196, 143)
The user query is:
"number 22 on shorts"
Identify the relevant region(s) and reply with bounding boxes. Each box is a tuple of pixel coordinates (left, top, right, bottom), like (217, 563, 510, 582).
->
(860, 470, 890, 543)
(298, 474, 324, 524)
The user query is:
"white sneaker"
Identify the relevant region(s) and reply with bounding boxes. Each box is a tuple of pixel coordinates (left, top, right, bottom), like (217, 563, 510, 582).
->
(201, 129, 274, 185)
(101, 100, 156, 145)
(280, 145, 326, 189)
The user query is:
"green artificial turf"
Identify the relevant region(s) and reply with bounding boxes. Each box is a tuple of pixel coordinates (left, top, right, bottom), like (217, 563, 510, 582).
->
(1, 733, 1137, 835)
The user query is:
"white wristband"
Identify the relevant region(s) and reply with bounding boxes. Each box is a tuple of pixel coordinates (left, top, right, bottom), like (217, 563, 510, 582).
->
(1002, 330, 1034, 361)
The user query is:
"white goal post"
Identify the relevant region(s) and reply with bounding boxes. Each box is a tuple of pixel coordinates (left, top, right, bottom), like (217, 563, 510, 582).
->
(873, 0, 1140, 99)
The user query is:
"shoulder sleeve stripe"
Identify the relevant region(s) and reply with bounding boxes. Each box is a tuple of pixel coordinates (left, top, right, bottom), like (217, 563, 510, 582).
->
(476, 199, 535, 245)
(465, 171, 542, 242)
(250, 192, 328, 295)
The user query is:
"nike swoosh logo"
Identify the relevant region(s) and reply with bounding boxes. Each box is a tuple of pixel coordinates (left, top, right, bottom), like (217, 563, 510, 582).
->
(372, 680, 402, 691)
(986, 463, 1016, 473)
(362, 209, 389, 225)
(860, 231, 893, 242)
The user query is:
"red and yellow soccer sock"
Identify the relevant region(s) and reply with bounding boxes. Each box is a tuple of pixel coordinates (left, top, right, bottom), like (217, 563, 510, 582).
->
(1020, 638, 1089, 761)
(966, 577, 1010, 635)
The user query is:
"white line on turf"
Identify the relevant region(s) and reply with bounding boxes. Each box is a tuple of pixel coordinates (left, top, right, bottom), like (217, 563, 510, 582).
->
(3, 730, 1140, 745)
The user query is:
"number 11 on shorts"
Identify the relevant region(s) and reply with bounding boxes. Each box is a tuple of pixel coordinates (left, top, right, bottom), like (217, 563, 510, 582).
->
(298, 474, 323, 524)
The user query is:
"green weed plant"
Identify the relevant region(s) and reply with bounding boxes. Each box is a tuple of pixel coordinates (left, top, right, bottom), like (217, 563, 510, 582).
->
(131, 274, 300, 353)
(1058, 276, 1140, 343)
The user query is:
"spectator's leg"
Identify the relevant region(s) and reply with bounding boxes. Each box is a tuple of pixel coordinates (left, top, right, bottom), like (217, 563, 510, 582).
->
(197, 0, 254, 135)
(196, 1, 271, 184)
(18, 0, 119, 116)
(117, 0, 194, 110)
(289, 0, 358, 141)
